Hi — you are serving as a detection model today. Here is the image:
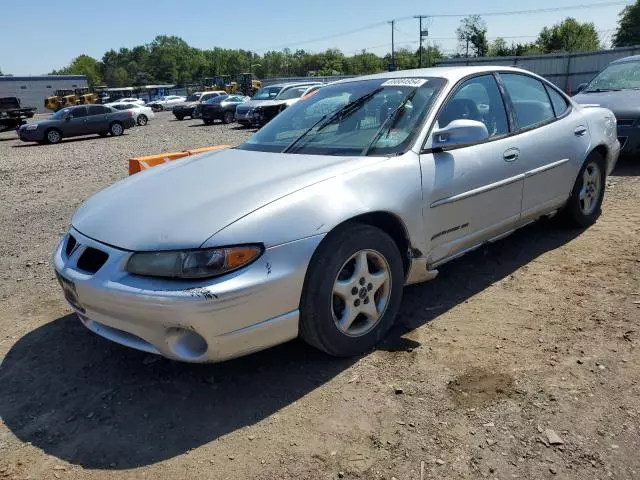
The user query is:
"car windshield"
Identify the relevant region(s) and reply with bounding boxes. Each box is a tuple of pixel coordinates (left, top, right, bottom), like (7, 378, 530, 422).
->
(277, 85, 317, 100)
(205, 95, 228, 104)
(586, 60, 640, 91)
(186, 93, 202, 102)
(252, 86, 282, 100)
(237, 77, 446, 156)
(50, 108, 74, 119)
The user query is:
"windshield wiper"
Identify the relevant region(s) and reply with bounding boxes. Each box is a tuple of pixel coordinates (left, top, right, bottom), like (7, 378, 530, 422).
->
(584, 88, 622, 93)
(282, 87, 384, 154)
(361, 87, 420, 156)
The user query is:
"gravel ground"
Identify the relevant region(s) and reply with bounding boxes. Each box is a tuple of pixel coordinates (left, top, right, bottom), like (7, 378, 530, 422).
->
(0, 117, 639, 480)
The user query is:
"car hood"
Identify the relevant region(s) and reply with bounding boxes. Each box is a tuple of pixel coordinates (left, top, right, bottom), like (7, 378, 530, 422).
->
(72, 148, 378, 251)
(573, 89, 640, 117)
(174, 101, 199, 108)
(240, 99, 287, 109)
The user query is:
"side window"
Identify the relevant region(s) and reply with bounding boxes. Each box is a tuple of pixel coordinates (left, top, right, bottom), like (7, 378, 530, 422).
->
(437, 74, 509, 138)
(545, 84, 569, 118)
(88, 105, 108, 115)
(71, 107, 87, 118)
(500, 74, 555, 129)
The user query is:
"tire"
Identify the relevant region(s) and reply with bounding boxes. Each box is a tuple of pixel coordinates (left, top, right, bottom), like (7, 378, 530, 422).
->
(109, 122, 124, 136)
(137, 114, 148, 126)
(153, 105, 163, 112)
(203, 118, 214, 125)
(44, 128, 62, 145)
(175, 114, 184, 121)
(562, 151, 606, 227)
(222, 111, 234, 124)
(299, 224, 404, 357)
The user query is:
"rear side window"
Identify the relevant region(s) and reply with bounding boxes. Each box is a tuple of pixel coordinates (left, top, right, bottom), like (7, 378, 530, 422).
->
(500, 73, 555, 130)
(71, 107, 87, 118)
(545, 85, 569, 117)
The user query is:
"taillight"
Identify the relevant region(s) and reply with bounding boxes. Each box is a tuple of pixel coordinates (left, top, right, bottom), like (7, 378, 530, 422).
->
(128, 111, 134, 118)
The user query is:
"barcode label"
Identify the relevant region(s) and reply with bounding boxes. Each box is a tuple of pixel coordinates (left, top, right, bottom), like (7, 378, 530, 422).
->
(380, 78, 428, 87)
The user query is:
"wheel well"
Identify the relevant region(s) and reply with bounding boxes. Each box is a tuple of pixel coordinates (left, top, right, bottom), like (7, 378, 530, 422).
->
(342, 212, 412, 274)
(591, 144, 608, 160)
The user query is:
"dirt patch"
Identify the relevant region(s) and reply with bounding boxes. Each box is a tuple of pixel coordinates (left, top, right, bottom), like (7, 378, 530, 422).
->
(447, 368, 515, 407)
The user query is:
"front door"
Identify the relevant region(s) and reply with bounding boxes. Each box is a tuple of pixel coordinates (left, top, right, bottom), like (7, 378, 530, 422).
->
(420, 74, 523, 265)
(63, 106, 88, 137)
(498, 73, 590, 220)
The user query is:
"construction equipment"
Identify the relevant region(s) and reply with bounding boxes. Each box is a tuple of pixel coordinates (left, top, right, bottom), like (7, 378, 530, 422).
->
(44, 88, 99, 112)
(238, 73, 262, 96)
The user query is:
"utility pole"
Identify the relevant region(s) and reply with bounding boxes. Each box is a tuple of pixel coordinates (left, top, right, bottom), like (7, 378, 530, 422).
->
(413, 15, 429, 68)
(389, 20, 396, 71)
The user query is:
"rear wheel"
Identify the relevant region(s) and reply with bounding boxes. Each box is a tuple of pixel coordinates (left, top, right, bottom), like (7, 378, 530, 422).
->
(222, 111, 235, 124)
(203, 118, 214, 125)
(109, 122, 124, 136)
(299, 224, 404, 357)
(137, 114, 148, 126)
(562, 151, 606, 227)
(44, 128, 62, 144)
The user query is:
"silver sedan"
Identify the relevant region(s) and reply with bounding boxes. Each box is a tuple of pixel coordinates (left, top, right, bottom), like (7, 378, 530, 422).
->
(53, 66, 620, 362)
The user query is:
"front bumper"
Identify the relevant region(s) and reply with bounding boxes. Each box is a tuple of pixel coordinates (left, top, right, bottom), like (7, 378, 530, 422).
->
(53, 228, 324, 363)
(235, 109, 261, 125)
(616, 124, 640, 156)
(18, 128, 43, 142)
(173, 107, 194, 118)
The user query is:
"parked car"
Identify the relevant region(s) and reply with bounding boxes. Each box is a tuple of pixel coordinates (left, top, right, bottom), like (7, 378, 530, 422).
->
(0, 97, 36, 133)
(172, 91, 227, 120)
(105, 97, 146, 107)
(197, 94, 250, 124)
(235, 82, 322, 126)
(573, 55, 640, 156)
(53, 67, 619, 362)
(18, 104, 136, 144)
(147, 95, 187, 112)
(109, 103, 155, 126)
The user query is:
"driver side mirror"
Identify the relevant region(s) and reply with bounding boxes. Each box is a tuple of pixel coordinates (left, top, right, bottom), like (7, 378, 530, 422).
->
(64, 115, 72, 121)
(431, 119, 489, 150)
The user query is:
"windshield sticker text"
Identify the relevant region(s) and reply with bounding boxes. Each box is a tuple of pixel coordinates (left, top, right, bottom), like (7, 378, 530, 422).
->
(381, 78, 428, 88)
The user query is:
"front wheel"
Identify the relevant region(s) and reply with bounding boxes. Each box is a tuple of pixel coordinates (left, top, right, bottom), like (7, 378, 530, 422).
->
(137, 114, 148, 126)
(299, 224, 404, 357)
(174, 114, 184, 121)
(44, 128, 62, 144)
(222, 111, 234, 124)
(562, 151, 606, 227)
(109, 122, 124, 136)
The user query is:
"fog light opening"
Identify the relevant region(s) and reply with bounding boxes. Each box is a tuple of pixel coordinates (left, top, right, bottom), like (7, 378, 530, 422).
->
(166, 328, 208, 360)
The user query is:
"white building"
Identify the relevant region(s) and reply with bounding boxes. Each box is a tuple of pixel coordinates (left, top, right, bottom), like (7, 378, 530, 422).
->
(0, 75, 88, 113)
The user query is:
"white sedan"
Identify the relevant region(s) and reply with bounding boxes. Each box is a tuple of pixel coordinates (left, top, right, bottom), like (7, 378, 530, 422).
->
(54, 66, 619, 363)
(105, 97, 146, 107)
(147, 95, 187, 111)
(109, 103, 155, 126)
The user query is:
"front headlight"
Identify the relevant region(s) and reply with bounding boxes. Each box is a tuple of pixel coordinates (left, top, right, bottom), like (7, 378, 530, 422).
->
(127, 245, 263, 279)
(25, 123, 38, 130)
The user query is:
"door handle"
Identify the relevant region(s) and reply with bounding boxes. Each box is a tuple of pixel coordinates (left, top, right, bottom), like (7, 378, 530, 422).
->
(574, 126, 587, 136)
(503, 148, 520, 162)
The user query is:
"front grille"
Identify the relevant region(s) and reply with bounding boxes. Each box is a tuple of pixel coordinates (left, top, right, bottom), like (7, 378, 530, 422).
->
(617, 118, 635, 127)
(236, 106, 250, 114)
(77, 247, 109, 273)
(65, 235, 77, 256)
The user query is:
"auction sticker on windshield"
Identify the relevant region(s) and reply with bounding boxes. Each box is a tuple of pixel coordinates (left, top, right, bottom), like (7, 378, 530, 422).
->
(380, 78, 428, 87)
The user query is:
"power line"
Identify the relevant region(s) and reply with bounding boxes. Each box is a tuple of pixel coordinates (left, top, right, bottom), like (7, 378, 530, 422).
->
(257, 1, 628, 52)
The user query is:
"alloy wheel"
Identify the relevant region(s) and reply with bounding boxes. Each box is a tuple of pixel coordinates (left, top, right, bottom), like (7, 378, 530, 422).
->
(579, 161, 601, 216)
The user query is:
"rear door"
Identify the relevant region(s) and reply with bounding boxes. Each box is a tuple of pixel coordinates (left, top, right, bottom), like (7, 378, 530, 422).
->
(86, 105, 111, 133)
(498, 73, 589, 220)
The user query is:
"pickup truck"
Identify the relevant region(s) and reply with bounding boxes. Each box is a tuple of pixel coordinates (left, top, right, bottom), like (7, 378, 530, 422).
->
(0, 97, 37, 133)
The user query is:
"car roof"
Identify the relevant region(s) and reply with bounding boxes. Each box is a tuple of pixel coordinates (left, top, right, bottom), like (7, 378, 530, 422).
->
(331, 66, 538, 85)
(612, 55, 640, 64)
(266, 82, 323, 89)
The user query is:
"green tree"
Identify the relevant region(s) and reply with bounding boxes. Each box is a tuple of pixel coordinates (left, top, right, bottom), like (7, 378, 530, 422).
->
(488, 38, 512, 56)
(51, 54, 102, 87)
(456, 15, 489, 57)
(613, 0, 640, 47)
(537, 17, 600, 53)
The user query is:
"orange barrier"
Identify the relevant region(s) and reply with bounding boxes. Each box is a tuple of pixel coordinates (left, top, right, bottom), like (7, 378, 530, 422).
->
(128, 144, 231, 175)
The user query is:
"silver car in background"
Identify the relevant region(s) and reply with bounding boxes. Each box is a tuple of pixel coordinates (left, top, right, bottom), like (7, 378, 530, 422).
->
(54, 66, 619, 363)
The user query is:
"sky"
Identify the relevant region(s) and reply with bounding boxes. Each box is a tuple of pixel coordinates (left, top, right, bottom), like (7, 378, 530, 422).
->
(0, 0, 631, 75)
